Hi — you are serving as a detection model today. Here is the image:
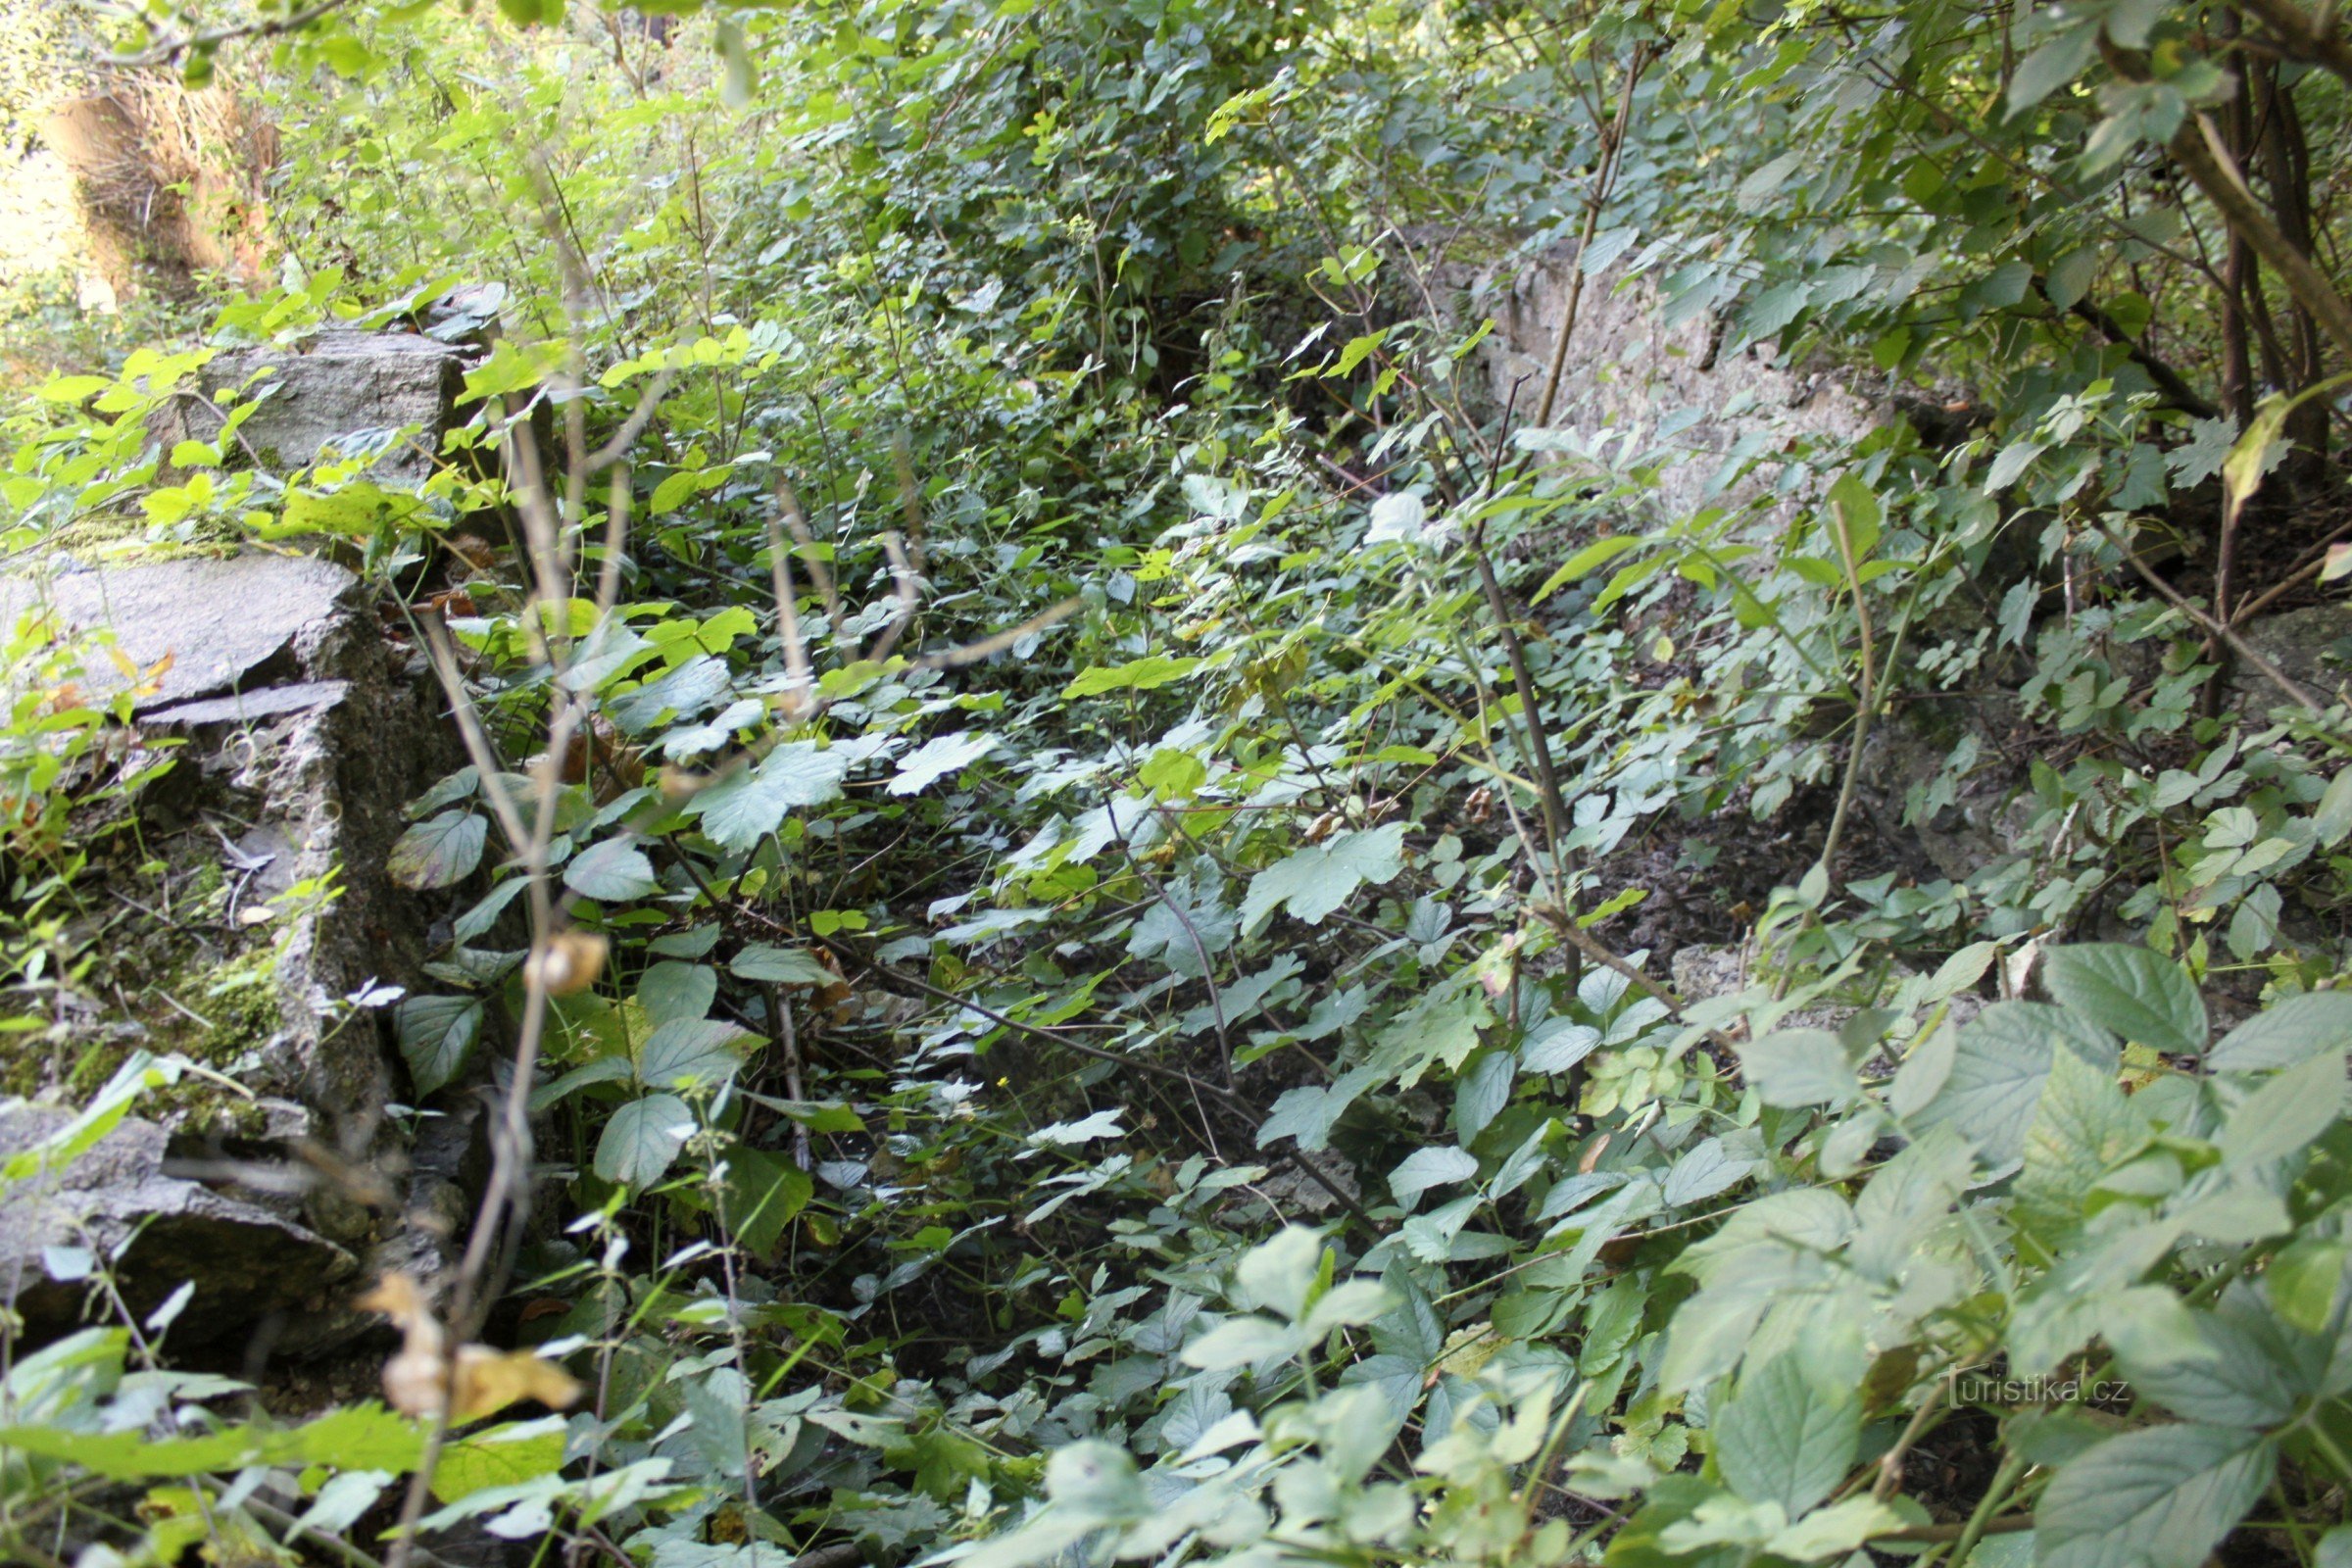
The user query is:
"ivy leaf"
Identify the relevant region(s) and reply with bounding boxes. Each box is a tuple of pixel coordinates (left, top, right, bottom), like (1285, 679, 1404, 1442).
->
(595, 1093, 695, 1187)
(2035, 1424, 2275, 1568)
(1715, 1353, 1859, 1516)
(888, 730, 997, 796)
(387, 811, 487, 891)
(2041, 944, 2207, 1055)
(396, 996, 483, 1097)
(565, 839, 658, 902)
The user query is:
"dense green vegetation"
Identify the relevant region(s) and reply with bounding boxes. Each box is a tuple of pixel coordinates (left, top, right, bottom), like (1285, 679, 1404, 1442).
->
(5, 0, 2352, 1564)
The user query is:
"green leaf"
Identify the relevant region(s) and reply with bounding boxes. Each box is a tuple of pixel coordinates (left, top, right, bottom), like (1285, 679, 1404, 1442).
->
(731, 946, 836, 986)
(565, 839, 659, 902)
(1237, 1226, 1325, 1319)
(433, 1421, 566, 1503)
(717, 1144, 811, 1259)
(1765, 1496, 1905, 1560)
(396, 995, 484, 1097)
(2041, 944, 2206, 1055)
(637, 1017, 755, 1088)
(636, 961, 716, 1025)
(2006, 22, 2097, 119)
(2215, 1044, 2347, 1169)
(1740, 1028, 1859, 1108)
(1533, 535, 1642, 603)
(1715, 1352, 1859, 1515)
(1910, 1002, 2116, 1168)
(2224, 372, 2352, 532)
(1179, 1315, 1299, 1370)
(595, 1093, 695, 1187)
(1240, 823, 1407, 928)
(888, 730, 997, 796)
(1389, 1146, 1479, 1210)
(2208, 992, 2352, 1071)
(689, 742, 848, 853)
(2109, 1287, 2306, 1428)
(386, 811, 487, 891)
(1064, 655, 1201, 698)
(2035, 1424, 2274, 1568)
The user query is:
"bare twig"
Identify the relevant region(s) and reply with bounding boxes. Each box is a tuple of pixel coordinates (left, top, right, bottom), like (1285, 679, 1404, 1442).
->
(2095, 520, 2326, 709)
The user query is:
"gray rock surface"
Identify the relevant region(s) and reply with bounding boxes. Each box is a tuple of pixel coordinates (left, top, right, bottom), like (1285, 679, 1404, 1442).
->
(0, 1110, 359, 1344)
(0, 550, 463, 1351)
(179, 329, 465, 482)
(0, 553, 358, 709)
(2233, 602, 2352, 708)
(1436, 243, 1895, 526)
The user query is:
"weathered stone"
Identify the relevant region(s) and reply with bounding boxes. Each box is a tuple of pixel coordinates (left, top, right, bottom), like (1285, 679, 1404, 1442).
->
(0, 549, 464, 1352)
(182, 329, 465, 482)
(0, 1109, 358, 1347)
(1437, 243, 1901, 526)
(143, 679, 350, 727)
(1672, 945, 1985, 1036)
(1856, 697, 2038, 886)
(2232, 602, 2352, 708)
(0, 553, 359, 710)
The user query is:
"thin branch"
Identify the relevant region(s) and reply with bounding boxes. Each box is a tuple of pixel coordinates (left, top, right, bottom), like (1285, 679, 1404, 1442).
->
(2095, 520, 2325, 709)
(114, 0, 356, 67)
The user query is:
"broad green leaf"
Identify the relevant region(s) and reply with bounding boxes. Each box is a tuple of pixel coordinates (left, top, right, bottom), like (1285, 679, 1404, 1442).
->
(1180, 1315, 1300, 1370)
(1663, 1136, 1754, 1206)
(1910, 1002, 2117, 1169)
(1064, 655, 1201, 698)
(688, 742, 848, 853)
(565, 839, 659, 902)
(888, 730, 997, 795)
(637, 1017, 755, 1088)
(2208, 992, 2352, 1071)
(2006, 23, 2096, 119)
(2041, 944, 2206, 1055)
(1765, 1496, 1905, 1560)
(2224, 372, 2352, 531)
(396, 995, 483, 1097)
(636, 960, 716, 1025)
(730, 946, 836, 986)
(1237, 1226, 1325, 1319)
(2109, 1287, 2306, 1429)
(1240, 823, 1407, 928)
(594, 1093, 695, 1187)
(386, 811, 487, 891)
(1389, 1146, 1479, 1210)
(2035, 1424, 2274, 1568)
(1715, 1352, 1859, 1516)
(1533, 534, 1642, 603)
(2215, 1045, 2347, 1169)
(1740, 1028, 1859, 1108)
(433, 1421, 566, 1503)
(717, 1144, 811, 1259)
